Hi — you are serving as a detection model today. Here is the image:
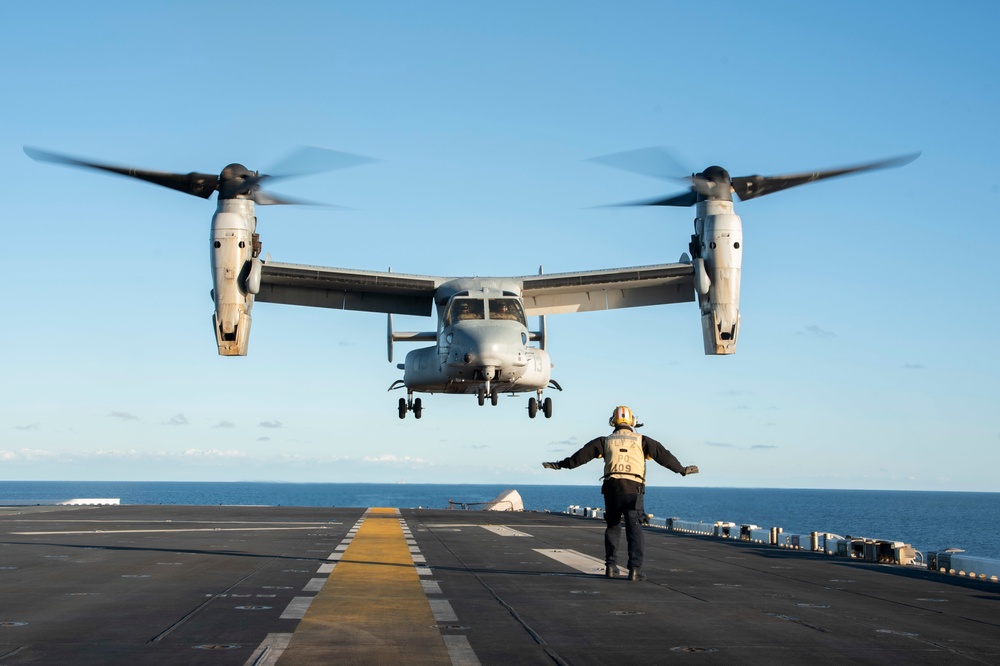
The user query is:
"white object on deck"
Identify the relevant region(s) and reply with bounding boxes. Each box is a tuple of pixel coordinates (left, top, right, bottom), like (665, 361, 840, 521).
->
(1, 498, 121, 506)
(484, 489, 523, 511)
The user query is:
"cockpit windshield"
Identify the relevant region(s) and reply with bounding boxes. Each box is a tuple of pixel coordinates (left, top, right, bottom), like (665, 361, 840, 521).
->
(488, 298, 526, 325)
(445, 298, 485, 326)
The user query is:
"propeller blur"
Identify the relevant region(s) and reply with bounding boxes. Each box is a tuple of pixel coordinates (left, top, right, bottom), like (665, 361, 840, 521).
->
(25, 145, 917, 418)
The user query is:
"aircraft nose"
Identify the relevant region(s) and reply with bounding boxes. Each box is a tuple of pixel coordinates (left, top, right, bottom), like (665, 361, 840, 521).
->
(449, 325, 522, 368)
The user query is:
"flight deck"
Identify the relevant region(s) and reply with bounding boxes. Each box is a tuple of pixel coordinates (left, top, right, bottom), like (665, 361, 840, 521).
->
(1, 504, 999, 665)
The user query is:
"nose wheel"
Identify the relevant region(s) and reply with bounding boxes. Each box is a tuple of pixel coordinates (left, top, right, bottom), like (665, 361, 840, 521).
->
(398, 394, 423, 419)
(477, 387, 500, 407)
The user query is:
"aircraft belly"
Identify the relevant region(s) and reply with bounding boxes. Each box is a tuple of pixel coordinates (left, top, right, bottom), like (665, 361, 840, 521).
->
(402, 347, 542, 395)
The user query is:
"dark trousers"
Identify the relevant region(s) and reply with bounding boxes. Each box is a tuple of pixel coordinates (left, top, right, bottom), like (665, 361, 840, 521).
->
(603, 493, 644, 570)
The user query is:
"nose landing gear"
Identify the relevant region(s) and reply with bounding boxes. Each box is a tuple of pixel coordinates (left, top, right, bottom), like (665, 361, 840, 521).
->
(476, 386, 500, 407)
(398, 393, 423, 419)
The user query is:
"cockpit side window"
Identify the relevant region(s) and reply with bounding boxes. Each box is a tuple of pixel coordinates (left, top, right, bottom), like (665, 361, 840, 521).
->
(488, 298, 526, 325)
(445, 298, 485, 326)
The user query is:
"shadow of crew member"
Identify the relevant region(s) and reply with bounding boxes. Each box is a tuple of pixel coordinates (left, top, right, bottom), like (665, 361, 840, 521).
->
(542, 405, 698, 582)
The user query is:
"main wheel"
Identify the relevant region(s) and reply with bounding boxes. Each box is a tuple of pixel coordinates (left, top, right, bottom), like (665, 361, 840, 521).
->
(413, 397, 423, 419)
(543, 397, 553, 418)
(477, 389, 486, 406)
(490, 388, 499, 406)
(398, 398, 407, 419)
(528, 397, 538, 418)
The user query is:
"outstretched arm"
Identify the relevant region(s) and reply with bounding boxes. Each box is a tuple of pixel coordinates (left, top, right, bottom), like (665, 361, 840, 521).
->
(643, 436, 698, 475)
(542, 437, 605, 470)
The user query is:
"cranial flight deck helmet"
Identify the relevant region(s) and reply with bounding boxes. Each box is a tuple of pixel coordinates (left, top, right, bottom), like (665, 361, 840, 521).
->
(609, 405, 637, 429)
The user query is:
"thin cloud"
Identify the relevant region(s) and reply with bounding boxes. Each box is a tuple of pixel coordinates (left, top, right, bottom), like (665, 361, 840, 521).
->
(161, 414, 189, 426)
(1, 448, 60, 461)
(182, 448, 246, 458)
(798, 325, 835, 338)
(903, 362, 926, 370)
(363, 454, 426, 465)
(705, 441, 777, 451)
(109, 411, 140, 421)
(259, 421, 283, 429)
(212, 421, 235, 429)
(14, 424, 39, 431)
(547, 436, 578, 452)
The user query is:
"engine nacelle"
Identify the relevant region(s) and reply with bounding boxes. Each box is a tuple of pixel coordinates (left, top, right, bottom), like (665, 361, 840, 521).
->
(694, 200, 742, 355)
(210, 199, 256, 356)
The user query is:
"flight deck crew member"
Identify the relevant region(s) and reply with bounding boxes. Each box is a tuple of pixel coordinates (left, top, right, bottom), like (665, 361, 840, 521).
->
(542, 405, 698, 582)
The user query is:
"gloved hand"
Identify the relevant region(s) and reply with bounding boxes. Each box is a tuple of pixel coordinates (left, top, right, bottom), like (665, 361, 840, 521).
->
(542, 462, 561, 470)
(683, 465, 699, 476)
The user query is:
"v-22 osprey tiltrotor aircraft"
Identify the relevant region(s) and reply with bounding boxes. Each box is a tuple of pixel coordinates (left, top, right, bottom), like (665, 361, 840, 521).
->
(25, 146, 917, 419)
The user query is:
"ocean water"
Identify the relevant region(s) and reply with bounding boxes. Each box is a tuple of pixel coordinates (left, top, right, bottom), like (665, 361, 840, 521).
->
(2, 481, 998, 560)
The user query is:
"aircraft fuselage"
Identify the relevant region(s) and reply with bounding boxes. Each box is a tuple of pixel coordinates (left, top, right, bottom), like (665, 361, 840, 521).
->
(401, 287, 551, 396)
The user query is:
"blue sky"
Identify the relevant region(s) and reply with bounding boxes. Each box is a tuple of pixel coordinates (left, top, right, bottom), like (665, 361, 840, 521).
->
(2, 2, 997, 490)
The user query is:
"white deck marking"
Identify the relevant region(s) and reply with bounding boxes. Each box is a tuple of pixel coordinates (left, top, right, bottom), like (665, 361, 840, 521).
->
(280, 596, 314, 620)
(316, 563, 336, 574)
(534, 548, 605, 575)
(303, 578, 326, 593)
(244, 632, 293, 666)
(443, 635, 482, 666)
(480, 525, 532, 537)
(420, 580, 442, 594)
(416, 566, 433, 576)
(12, 526, 331, 536)
(428, 599, 458, 622)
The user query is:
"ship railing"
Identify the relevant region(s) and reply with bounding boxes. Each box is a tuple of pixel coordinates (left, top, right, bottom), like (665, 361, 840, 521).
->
(561, 505, 1000, 582)
(448, 499, 514, 511)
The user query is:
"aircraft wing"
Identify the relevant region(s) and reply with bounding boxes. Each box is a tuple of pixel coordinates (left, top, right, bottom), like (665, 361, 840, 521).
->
(518, 262, 695, 315)
(257, 262, 446, 316)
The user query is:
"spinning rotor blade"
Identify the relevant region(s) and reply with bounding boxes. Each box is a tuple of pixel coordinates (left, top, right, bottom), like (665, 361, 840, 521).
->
(589, 146, 704, 208)
(587, 146, 691, 182)
(25, 145, 378, 207)
(24, 146, 219, 199)
(590, 146, 919, 209)
(619, 190, 700, 208)
(264, 145, 379, 181)
(731, 152, 921, 202)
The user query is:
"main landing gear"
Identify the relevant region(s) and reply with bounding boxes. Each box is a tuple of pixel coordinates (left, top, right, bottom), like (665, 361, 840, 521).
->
(398, 393, 422, 419)
(527, 381, 561, 419)
(527, 393, 553, 419)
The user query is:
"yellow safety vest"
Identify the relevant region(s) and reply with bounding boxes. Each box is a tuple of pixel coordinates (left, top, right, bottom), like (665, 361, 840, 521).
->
(602, 430, 646, 482)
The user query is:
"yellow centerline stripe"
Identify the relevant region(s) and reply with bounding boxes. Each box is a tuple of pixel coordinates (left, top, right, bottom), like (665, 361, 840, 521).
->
(278, 508, 450, 665)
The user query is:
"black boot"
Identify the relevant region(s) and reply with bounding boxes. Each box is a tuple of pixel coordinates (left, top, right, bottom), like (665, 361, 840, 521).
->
(628, 567, 644, 582)
(605, 564, 619, 578)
